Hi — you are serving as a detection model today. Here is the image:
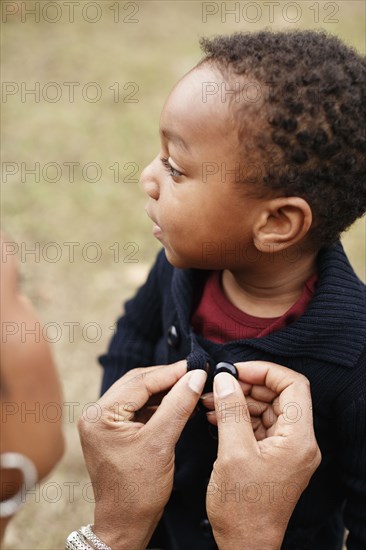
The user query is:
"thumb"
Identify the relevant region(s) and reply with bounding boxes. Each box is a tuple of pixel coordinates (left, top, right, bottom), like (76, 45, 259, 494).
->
(214, 372, 257, 457)
(143, 369, 207, 447)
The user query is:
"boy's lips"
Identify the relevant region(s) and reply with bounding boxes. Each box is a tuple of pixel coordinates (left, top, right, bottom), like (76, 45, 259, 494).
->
(145, 206, 163, 238)
(152, 223, 163, 238)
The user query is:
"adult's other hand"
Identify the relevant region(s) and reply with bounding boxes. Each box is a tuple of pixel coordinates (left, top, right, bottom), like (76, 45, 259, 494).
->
(206, 361, 321, 550)
(78, 361, 207, 550)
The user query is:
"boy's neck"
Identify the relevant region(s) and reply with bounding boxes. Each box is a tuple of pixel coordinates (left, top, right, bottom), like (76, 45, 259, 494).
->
(222, 249, 318, 318)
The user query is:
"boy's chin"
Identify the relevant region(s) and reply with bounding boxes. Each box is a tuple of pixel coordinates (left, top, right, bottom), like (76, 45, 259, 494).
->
(163, 247, 218, 271)
(163, 248, 192, 269)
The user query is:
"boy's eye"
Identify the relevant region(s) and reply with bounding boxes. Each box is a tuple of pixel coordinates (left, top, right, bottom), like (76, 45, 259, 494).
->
(160, 157, 183, 178)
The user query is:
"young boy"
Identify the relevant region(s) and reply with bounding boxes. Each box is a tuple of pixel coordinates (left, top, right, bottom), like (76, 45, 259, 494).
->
(99, 30, 366, 549)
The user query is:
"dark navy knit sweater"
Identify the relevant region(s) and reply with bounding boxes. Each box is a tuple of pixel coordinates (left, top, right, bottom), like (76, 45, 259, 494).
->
(100, 241, 366, 550)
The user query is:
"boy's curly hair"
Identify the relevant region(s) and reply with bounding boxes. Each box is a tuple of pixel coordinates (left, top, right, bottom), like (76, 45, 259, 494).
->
(199, 30, 366, 247)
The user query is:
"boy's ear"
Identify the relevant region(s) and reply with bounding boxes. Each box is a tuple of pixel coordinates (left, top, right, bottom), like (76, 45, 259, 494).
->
(253, 197, 312, 252)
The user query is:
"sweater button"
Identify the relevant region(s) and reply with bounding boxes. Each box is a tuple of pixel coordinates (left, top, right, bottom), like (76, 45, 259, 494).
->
(200, 518, 213, 538)
(167, 325, 180, 348)
(213, 361, 238, 379)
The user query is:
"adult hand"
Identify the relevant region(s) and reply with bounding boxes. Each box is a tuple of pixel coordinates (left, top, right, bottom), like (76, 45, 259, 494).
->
(206, 361, 321, 550)
(78, 361, 207, 550)
(201, 377, 276, 439)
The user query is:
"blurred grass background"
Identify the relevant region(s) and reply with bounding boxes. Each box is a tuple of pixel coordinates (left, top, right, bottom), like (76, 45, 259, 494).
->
(1, 1, 365, 548)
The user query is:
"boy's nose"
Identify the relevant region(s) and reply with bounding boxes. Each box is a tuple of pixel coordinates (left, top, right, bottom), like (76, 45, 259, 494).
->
(140, 157, 160, 200)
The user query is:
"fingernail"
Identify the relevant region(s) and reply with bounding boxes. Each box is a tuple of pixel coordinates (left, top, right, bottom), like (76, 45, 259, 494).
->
(215, 372, 236, 398)
(200, 392, 213, 400)
(188, 370, 207, 394)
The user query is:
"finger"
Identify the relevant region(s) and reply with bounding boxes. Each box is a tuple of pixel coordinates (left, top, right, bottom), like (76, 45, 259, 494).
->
(98, 361, 187, 420)
(213, 372, 257, 457)
(275, 381, 313, 440)
(238, 380, 253, 395)
(200, 380, 252, 410)
(206, 409, 263, 430)
(248, 384, 277, 403)
(201, 392, 273, 415)
(200, 392, 214, 410)
(262, 405, 277, 429)
(236, 361, 305, 394)
(245, 396, 269, 417)
(250, 417, 262, 431)
(236, 362, 314, 440)
(116, 364, 176, 384)
(253, 423, 268, 441)
(206, 411, 217, 426)
(143, 370, 207, 447)
(206, 409, 266, 437)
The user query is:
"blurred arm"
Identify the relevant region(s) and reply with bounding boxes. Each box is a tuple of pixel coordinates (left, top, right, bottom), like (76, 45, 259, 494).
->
(0, 236, 64, 536)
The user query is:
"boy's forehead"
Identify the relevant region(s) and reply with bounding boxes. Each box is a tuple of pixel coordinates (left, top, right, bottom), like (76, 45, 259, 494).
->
(160, 65, 237, 146)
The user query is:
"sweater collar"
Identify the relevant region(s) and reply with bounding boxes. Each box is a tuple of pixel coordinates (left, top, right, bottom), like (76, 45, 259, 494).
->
(172, 242, 366, 368)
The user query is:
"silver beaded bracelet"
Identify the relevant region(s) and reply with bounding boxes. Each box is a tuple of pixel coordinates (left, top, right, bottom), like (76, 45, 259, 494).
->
(65, 525, 112, 550)
(80, 525, 112, 550)
(65, 530, 93, 550)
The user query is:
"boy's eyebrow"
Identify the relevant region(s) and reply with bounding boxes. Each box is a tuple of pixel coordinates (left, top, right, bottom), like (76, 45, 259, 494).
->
(160, 127, 190, 153)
